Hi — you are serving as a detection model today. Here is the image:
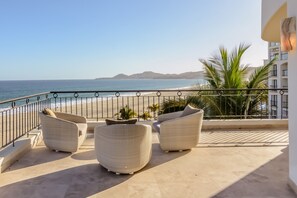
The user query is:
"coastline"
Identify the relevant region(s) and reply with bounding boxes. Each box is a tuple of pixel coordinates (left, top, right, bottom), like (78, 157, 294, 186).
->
(0, 86, 198, 146)
(0, 79, 201, 102)
(50, 89, 192, 120)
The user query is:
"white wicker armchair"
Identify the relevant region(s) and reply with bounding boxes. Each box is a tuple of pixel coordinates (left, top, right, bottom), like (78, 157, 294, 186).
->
(39, 112, 87, 153)
(94, 124, 152, 174)
(153, 108, 204, 151)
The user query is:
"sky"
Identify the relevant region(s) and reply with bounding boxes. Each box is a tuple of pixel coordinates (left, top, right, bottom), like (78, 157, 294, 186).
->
(0, 0, 268, 80)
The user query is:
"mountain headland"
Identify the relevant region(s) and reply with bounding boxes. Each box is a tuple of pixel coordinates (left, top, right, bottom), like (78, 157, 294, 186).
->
(96, 71, 204, 80)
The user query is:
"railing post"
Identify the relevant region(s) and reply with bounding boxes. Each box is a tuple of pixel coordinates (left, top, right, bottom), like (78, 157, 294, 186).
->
(280, 90, 284, 119)
(11, 101, 15, 147)
(95, 92, 99, 121)
(136, 92, 141, 121)
(156, 91, 161, 115)
(115, 92, 120, 119)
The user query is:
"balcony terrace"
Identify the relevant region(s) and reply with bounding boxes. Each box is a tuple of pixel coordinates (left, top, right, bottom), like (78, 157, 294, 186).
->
(0, 89, 293, 197)
(0, 128, 293, 197)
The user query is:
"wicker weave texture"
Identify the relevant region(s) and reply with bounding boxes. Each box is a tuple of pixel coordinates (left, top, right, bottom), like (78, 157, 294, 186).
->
(94, 124, 152, 174)
(159, 110, 204, 151)
(39, 112, 87, 153)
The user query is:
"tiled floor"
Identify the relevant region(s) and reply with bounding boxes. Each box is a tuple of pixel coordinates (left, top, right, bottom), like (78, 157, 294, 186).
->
(0, 130, 294, 198)
(200, 129, 288, 146)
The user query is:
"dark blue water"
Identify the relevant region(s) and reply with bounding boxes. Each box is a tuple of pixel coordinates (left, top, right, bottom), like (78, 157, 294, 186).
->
(0, 79, 203, 101)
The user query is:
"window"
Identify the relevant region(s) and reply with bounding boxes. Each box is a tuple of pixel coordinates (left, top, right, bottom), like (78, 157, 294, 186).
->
(271, 80, 277, 89)
(281, 52, 288, 60)
(270, 53, 279, 61)
(271, 95, 277, 106)
(282, 95, 288, 108)
(271, 109, 277, 118)
(271, 65, 277, 76)
(270, 42, 280, 47)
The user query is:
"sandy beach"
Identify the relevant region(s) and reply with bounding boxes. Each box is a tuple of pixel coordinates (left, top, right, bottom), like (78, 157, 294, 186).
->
(51, 90, 191, 120)
(0, 90, 194, 146)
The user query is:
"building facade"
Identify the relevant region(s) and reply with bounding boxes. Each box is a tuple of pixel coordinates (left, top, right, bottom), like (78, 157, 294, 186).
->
(262, 0, 297, 193)
(268, 42, 288, 118)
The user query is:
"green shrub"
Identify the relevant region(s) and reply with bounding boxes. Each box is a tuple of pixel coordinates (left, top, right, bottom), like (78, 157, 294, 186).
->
(148, 104, 159, 119)
(115, 105, 137, 120)
(160, 98, 187, 114)
(139, 111, 152, 120)
(160, 95, 204, 115)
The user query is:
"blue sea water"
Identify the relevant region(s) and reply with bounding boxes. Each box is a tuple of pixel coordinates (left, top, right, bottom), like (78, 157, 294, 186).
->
(0, 79, 203, 101)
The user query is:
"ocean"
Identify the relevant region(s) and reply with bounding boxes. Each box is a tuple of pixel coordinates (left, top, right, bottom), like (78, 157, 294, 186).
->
(0, 79, 203, 101)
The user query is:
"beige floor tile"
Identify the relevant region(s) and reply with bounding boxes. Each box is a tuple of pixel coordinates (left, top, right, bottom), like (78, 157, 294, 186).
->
(0, 130, 295, 198)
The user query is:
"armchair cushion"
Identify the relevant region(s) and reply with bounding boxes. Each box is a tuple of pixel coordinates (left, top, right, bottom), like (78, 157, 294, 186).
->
(152, 122, 160, 133)
(157, 111, 183, 122)
(105, 118, 137, 125)
(42, 108, 57, 118)
(180, 105, 200, 117)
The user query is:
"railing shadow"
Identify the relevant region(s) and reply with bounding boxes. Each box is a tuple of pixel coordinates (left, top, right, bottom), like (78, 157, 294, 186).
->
(212, 147, 296, 197)
(1, 164, 130, 197)
(0, 143, 189, 197)
(198, 130, 289, 147)
(5, 146, 71, 172)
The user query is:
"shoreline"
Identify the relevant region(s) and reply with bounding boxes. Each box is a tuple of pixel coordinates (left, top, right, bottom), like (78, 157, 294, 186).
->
(50, 89, 191, 119)
(0, 88, 197, 145)
(0, 79, 201, 103)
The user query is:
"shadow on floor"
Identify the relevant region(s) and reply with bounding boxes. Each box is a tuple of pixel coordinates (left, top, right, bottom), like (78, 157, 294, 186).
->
(1, 164, 130, 197)
(200, 130, 288, 145)
(5, 146, 71, 172)
(71, 142, 191, 165)
(0, 143, 189, 197)
(213, 147, 296, 197)
(71, 150, 96, 161)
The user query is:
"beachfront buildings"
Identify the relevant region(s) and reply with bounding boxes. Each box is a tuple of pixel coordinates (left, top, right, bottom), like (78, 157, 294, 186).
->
(262, 0, 297, 193)
(267, 42, 288, 118)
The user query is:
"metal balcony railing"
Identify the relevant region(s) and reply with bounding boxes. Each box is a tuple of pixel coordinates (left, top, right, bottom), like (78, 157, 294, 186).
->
(0, 92, 51, 148)
(282, 102, 288, 108)
(0, 88, 288, 149)
(270, 85, 278, 89)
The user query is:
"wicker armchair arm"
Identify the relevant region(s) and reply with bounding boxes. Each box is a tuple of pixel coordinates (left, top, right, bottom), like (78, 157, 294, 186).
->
(158, 110, 204, 151)
(157, 111, 183, 122)
(160, 111, 204, 133)
(41, 114, 78, 130)
(39, 112, 88, 152)
(54, 112, 87, 123)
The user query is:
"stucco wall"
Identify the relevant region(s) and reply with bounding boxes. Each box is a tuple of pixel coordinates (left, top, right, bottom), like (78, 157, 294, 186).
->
(287, 0, 297, 187)
(261, 0, 287, 41)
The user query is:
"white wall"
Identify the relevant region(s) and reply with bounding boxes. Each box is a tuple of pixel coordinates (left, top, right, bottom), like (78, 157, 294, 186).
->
(288, 0, 297, 187)
(262, 0, 287, 41)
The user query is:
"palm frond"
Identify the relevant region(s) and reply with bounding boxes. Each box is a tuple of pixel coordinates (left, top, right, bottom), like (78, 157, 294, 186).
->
(200, 59, 222, 88)
(247, 58, 275, 89)
(199, 43, 270, 119)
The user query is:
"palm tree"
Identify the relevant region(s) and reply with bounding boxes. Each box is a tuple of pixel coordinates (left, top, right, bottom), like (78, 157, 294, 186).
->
(199, 43, 275, 118)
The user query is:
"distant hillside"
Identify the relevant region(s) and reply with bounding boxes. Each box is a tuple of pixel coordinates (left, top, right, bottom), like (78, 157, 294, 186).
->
(97, 71, 204, 80)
